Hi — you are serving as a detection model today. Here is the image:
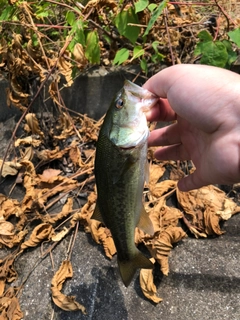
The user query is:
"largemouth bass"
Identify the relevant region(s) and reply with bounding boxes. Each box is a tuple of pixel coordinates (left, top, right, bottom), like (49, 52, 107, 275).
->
(93, 80, 158, 287)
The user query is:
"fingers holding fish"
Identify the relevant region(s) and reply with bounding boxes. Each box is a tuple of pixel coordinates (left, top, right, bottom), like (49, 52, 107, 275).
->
(148, 122, 181, 147)
(145, 98, 176, 122)
(153, 143, 190, 161)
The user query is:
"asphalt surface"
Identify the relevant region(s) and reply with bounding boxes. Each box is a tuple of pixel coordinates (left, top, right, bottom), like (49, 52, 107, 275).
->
(4, 202, 240, 320)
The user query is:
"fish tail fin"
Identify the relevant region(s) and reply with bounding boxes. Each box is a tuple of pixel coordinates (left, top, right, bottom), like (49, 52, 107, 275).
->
(118, 251, 153, 287)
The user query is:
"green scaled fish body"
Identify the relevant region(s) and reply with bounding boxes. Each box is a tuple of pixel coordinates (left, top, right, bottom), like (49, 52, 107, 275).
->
(93, 80, 158, 287)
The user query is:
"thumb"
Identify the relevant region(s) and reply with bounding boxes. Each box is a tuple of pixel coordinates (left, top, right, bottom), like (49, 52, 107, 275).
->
(177, 171, 207, 192)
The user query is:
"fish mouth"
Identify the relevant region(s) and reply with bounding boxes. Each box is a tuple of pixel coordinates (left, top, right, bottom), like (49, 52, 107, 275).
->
(119, 146, 135, 150)
(124, 80, 158, 112)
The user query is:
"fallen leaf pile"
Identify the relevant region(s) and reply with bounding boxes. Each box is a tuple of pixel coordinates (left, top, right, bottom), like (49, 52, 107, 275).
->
(0, 111, 101, 317)
(0, 107, 240, 316)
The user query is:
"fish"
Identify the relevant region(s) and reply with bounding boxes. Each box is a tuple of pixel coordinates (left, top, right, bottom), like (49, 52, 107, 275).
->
(92, 80, 158, 287)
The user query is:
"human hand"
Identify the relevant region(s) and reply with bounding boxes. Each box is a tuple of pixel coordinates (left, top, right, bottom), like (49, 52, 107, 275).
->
(143, 64, 240, 191)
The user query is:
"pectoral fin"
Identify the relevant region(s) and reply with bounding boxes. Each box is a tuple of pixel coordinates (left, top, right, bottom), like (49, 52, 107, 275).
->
(137, 205, 154, 236)
(91, 202, 105, 224)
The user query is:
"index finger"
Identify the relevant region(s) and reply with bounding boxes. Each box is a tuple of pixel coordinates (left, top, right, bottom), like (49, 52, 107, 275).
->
(146, 98, 177, 122)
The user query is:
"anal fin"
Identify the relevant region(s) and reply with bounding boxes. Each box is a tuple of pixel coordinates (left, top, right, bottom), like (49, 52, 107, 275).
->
(91, 202, 105, 224)
(137, 205, 154, 236)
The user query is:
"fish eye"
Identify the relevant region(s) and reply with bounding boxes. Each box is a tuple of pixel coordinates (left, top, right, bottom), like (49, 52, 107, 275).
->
(116, 99, 124, 109)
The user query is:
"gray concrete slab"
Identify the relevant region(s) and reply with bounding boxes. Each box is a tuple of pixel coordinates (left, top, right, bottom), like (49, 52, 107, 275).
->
(0, 66, 149, 122)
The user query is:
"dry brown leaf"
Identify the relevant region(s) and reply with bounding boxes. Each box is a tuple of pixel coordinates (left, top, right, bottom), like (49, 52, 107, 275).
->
(0, 196, 23, 220)
(0, 257, 18, 295)
(0, 228, 28, 248)
(57, 55, 73, 87)
(0, 221, 15, 236)
(88, 217, 116, 259)
(20, 223, 53, 250)
(73, 43, 87, 65)
(204, 207, 224, 236)
(0, 160, 22, 177)
(29, 176, 78, 209)
(97, 227, 116, 259)
(87, 219, 102, 243)
(36, 146, 69, 161)
(149, 180, 177, 198)
(69, 143, 84, 167)
(14, 136, 42, 147)
(169, 166, 185, 181)
(20, 146, 34, 161)
(79, 115, 100, 142)
(81, 192, 97, 222)
(135, 227, 146, 245)
(146, 227, 187, 275)
(84, 0, 117, 11)
(51, 260, 86, 314)
(39, 168, 62, 180)
(83, 148, 95, 160)
(140, 258, 162, 304)
(177, 185, 240, 237)
(53, 113, 76, 140)
(149, 163, 166, 185)
(0, 288, 23, 320)
(70, 211, 82, 229)
(51, 227, 69, 242)
(149, 203, 183, 233)
(46, 197, 73, 224)
(24, 113, 44, 137)
(0, 197, 27, 247)
(0, 280, 5, 296)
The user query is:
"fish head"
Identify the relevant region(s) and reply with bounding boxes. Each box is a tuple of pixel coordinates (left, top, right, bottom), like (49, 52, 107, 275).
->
(109, 80, 158, 148)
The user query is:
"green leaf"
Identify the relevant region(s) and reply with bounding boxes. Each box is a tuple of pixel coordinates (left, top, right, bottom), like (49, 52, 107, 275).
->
(228, 28, 240, 48)
(151, 52, 164, 63)
(222, 40, 237, 67)
(148, 3, 157, 12)
(115, 7, 140, 44)
(143, 0, 168, 37)
(140, 58, 148, 74)
(85, 30, 100, 64)
(194, 31, 213, 56)
(199, 41, 228, 68)
(68, 19, 86, 52)
(222, 39, 233, 52)
(135, 0, 149, 13)
(66, 11, 76, 26)
(194, 42, 203, 56)
(197, 30, 213, 42)
(36, 11, 49, 19)
(132, 46, 145, 59)
(152, 41, 159, 52)
(32, 34, 38, 47)
(0, 6, 14, 21)
(72, 20, 85, 44)
(151, 41, 164, 62)
(113, 48, 130, 65)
